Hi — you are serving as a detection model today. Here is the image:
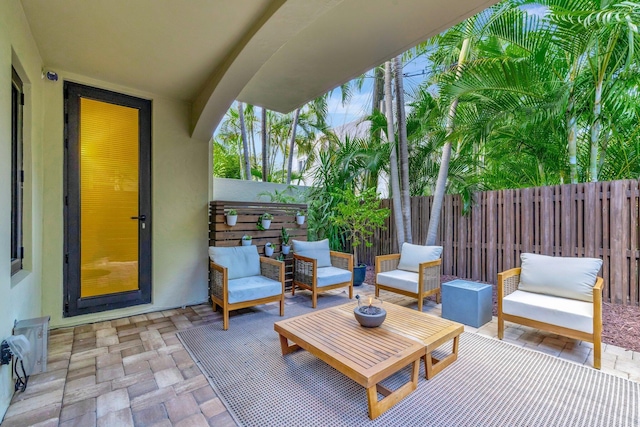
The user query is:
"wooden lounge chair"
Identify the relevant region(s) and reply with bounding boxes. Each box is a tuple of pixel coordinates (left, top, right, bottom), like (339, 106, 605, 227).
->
(291, 239, 353, 308)
(498, 253, 604, 369)
(375, 243, 442, 311)
(209, 245, 285, 330)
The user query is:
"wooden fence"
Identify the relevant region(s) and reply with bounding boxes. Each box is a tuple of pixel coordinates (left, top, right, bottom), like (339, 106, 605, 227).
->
(358, 180, 640, 306)
(209, 201, 308, 290)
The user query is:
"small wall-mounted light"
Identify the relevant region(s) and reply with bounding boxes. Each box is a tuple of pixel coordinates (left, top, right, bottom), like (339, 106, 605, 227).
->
(41, 69, 58, 81)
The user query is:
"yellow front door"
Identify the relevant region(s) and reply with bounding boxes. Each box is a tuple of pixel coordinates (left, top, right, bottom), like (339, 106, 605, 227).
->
(79, 98, 140, 298)
(64, 82, 152, 316)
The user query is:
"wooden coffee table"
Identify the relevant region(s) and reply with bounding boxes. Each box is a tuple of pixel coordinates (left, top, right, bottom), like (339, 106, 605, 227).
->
(274, 306, 424, 420)
(274, 302, 464, 419)
(334, 302, 464, 379)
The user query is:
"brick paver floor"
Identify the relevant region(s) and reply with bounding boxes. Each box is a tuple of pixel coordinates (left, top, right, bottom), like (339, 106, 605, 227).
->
(2, 283, 639, 426)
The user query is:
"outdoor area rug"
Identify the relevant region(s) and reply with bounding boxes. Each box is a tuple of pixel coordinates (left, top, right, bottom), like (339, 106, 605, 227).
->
(178, 296, 639, 427)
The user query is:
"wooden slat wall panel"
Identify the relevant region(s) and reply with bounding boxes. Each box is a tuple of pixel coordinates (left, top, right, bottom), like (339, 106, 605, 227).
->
(209, 201, 308, 290)
(358, 179, 640, 306)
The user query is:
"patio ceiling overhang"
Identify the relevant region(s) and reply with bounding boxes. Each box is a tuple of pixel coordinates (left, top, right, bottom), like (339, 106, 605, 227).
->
(20, 0, 498, 141)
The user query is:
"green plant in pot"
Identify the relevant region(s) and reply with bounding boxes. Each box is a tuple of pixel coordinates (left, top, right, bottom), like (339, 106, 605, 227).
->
(331, 187, 389, 286)
(264, 242, 275, 257)
(259, 212, 273, 230)
(241, 235, 252, 246)
(226, 209, 238, 226)
(281, 228, 291, 255)
(296, 209, 306, 225)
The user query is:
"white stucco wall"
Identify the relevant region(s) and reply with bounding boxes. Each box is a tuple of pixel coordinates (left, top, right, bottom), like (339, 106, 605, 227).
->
(212, 177, 309, 202)
(0, 0, 45, 418)
(40, 72, 210, 329)
(0, 3, 210, 417)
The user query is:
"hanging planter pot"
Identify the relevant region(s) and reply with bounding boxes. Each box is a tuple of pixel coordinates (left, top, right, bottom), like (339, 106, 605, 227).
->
(296, 210, 306, 225)
(261, 213, 273, 230)
(282, 244, 291, 255)
(265, 243, 275, 257)
(226, 209, 238, 226)
(241, 235, 252, 246)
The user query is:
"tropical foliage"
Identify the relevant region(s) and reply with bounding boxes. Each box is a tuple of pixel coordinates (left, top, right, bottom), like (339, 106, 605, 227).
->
(214, 0, 640, 248)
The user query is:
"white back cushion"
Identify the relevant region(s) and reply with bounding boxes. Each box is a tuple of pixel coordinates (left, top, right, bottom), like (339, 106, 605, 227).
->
(292, 239, 332, 268)
(518, 253, 602, 302)
(208, 245, 261, 280)
(397, 243, 442, 272)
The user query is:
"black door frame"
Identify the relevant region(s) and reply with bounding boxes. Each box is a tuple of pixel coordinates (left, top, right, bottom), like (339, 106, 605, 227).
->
(63, 81, 152, 317)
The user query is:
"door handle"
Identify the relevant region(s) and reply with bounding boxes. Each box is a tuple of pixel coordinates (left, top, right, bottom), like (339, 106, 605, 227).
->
(131, 215, 147, 221)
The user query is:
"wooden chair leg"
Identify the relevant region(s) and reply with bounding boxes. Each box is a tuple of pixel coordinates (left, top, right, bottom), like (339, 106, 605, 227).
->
(593, 339, 601, 369)
(291, 284, 296, 295)
(211, 300, 217, 311)
(497, 314, 504, 340)
(418, 297, 423, 312)
(312, 290, 317, 309)
(436, 290, 441, 304)
(375, 286, 380, 297)
(348, 284, 353, 300)
(223, 309, 229, 331)
(279, 298, 284, 317)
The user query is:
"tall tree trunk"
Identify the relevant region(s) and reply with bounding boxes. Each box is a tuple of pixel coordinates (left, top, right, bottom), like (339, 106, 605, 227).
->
(385, 61, 405, 249)
(566, 60, 579, 184)
(238, 101, 251, 180)
(261, 107, 268, 181)
(394, 55, 412, 244)
(286, 108, 301, 185)
(249, 113, 257, 169)
(372, 66, 385, 115)
(566, 94, 578, 183)
(426, 36, 471, 246)
(589, 78, 602, 182)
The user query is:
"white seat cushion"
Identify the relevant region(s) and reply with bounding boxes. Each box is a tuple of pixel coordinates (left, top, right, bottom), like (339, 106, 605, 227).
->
(503, 290, 594, 334)
(397, 243, 442, 273)
(519, 253, 602, 302)
(292, 239, 332, 268)
(316, 266, 352, 288)
(209, 245, 261, 280)
(227, 275, 282, 304)
(376, 269, 420, 294)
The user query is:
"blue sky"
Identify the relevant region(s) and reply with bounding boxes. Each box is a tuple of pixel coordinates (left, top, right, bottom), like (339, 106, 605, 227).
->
(325, 54, 432, 129)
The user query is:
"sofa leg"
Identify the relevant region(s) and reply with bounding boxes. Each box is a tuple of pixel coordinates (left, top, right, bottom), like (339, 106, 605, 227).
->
(223, 310, 229, 331)
(594, 340, 601, 369)
(497, 315, 504, 340)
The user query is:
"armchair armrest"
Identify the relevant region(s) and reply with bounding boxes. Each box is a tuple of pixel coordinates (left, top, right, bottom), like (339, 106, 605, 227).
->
(418, 259, 441, 292)
(375, 254, 400, 274)
(260, 257, 285, 286)
(497, 267, 521, 301)
(209, 260, 228, 301)
(330, 251, 353, 271)
(293, 253, 317, 286)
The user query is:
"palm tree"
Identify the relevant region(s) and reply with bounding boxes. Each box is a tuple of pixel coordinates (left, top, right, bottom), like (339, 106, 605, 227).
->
(425, 18, 474, 246)
(394, 55, 413, 243)
(237, 101, 251, 180)
(261, 107, 268, 181)
(384, 60, 405, 248)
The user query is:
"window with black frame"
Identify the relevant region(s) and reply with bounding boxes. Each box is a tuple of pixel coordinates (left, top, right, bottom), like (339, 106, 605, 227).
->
(11, 67, 24, 275)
